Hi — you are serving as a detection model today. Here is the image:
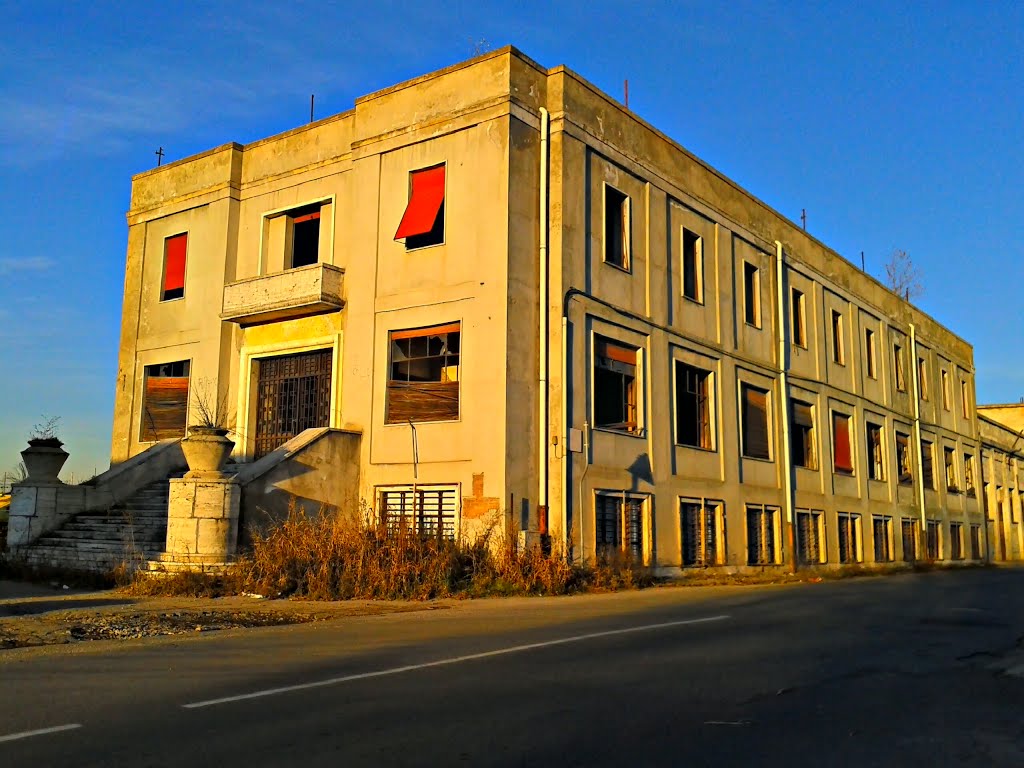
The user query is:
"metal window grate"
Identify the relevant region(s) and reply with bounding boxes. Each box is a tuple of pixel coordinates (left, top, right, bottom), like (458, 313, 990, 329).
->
(746, 505, 776, 565)
(681, 501, 719, 566)
(926, 520, 941, 560)
(970, 524, 982, 560)
(902, 519, 918, 562)
(596, 495, 644, 561)
(379, 486, 457, 540)
(873, 516, 893, 562)
(797, 510, 822, 564)
(838, 513, 859, 564)
(255, 349, 332, 459)
(950, 522, 964, 560)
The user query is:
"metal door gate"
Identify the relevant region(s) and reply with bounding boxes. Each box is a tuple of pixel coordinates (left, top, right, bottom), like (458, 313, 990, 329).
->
(254, 348, 332, 459)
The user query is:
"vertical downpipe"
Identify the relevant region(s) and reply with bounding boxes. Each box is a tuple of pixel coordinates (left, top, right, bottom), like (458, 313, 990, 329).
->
(775, 241, 797, 572)
(910, 323, 927, 553)
(538, 107, 550, 538)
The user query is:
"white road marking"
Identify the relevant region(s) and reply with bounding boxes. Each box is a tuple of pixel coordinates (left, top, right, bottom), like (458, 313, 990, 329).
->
(0, 723, 82, 744)
(184, 613, 730, 709)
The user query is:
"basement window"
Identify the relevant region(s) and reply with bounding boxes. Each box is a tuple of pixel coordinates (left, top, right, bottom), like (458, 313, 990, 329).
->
(395, 164, 446, 249)
(873, 515, 894, 562)
(896, 432, 913, 484)
(595, 493, 645, 562)
(746, 504, 779, 565)
(675, 362, 712, 449)
(140, 360, 190, 442)
(837, 512, 862, 563)
(594, 336, 640, 434)
(791, 400, 816, 470)
(832, 412, 854, 475)
(741, 384, 771, 460)
(386, 323, 460, 424)
(603, 185, 631, 270)
(796, 509, 826, 565)
(682, 228, 703, 302)
(680, 499, 723, 566)
(161, 233, 187, 301)
(901, 519, 918, 562)
(377, 485, 457, 540)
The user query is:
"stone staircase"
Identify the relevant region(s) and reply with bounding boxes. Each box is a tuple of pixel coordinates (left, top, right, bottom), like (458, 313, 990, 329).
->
(22, 477, 177, 571)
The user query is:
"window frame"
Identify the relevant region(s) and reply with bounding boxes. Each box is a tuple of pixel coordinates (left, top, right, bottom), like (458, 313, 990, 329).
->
(872, 515, 895, 562)
(832, 411, 854, 475)
(944, 446, 959, 493)
(921, 439, 935, 490)
(376, 484, 459, 540)
(950, 522, 965, 560)
(964, 453, 976, 497)
(941, 369, 951, 410)
(796, 509, 826, 565)
(791, 288, 806, 348)
(743, 262, 761, 328)
(745, 504, 781, 565)
(397, 164, 446, 251)
(594, 492, 647, 562)
(681, 227, 704, 304)
(896, 431, 913, 484)
(894, 344, 907, 392)
(160, 232, 188, 302)
(740, 382, 772, 461)
(831, 310, 845, 365)
(679, 498, 725, 567)
(867, 421, 885, 481)
(602, 184, 631, 272)
(865, 328, 877, 379)
(918, 357, 929, 401)
(674, 361, 714, 450)
(593, 335, 642, 435)
(385, 322, 461, 425)
(139, 359, 192, 442)
(791, 399, 817, 470)
(837, 512, 863, 564)
(901, 518, 918, 562)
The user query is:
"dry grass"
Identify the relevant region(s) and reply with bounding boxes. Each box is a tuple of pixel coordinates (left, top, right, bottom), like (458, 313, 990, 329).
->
(127, 504, 657, 600)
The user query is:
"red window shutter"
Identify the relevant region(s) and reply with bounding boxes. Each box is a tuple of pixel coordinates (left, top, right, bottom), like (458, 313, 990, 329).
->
(394, 166, 445, 240)
(834, 414, 852, 471)
(595, 338, 637, 365)
(163, 233, 187, 294)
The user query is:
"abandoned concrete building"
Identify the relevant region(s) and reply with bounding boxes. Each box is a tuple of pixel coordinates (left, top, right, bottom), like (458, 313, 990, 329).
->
(8, 46, 1021, 572)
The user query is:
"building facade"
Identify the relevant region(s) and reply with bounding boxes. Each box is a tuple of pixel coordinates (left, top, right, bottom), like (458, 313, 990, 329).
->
(977, 406, 1024, 562)
(110, 47, 991, 570)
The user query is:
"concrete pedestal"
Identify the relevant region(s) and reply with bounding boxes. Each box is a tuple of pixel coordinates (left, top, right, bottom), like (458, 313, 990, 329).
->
(6, 481, 86, 551)
(164, 476, 240, 565)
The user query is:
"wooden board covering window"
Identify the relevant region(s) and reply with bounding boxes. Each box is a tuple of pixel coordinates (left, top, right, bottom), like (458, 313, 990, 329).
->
(387, 323, 460, 424)
(141, 364, 189, 441)
(742, 385, 770, 460)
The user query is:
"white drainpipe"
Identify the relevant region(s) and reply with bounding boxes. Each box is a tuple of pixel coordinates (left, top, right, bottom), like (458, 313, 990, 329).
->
(538, 107, 550, 535)
(910, 323, 927, 550)
(774, 241, 796, 571)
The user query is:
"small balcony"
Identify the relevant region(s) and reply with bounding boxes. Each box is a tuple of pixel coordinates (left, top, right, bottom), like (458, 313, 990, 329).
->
(221, 263, 344, 325)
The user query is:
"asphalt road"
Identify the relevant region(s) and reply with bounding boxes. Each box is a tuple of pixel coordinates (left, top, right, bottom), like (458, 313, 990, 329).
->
(2, 569, 1023, 767)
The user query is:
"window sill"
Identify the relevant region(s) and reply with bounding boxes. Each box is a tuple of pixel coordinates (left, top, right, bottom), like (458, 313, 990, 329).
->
(743, 321, 762, 331)
(834, 469, 855, 476)
(868, 477, 887, 484)
(795, 464, 819, 472)
(741, 454, 774, 463)
(675, 443, 716, 453)
(159, 297, 185, 304)
(682, 295, 705, 306)
(602, 260, 632, 275)
(384, 418, 461, 427)
(404, 239, 446, 253)
(594, 426, 645, 439)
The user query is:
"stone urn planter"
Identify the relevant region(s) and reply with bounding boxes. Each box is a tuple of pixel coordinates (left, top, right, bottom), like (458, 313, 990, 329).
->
(21, 438, 69, 484)
(181, 426, 234, 478)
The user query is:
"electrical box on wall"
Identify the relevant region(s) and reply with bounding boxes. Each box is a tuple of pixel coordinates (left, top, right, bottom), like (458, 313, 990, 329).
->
(568, 428, 583, 453)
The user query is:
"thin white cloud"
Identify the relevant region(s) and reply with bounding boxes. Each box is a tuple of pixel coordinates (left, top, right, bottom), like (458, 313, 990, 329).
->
(0, 256, 55, 275)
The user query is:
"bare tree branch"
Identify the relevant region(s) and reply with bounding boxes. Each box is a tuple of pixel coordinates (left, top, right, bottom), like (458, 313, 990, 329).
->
(884, 248, 923, 302)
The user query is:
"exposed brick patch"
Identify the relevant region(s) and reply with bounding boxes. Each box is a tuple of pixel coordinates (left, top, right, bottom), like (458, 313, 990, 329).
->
(463, 472, 500, 520)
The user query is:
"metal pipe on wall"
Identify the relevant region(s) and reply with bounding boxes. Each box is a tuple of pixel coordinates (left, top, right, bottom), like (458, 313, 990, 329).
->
(774, 241, 797, 572)
(537, 107, 550, 534)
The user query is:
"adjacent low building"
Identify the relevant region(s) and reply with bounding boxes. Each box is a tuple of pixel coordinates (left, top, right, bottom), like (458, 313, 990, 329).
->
(65, 47, 1012, 570)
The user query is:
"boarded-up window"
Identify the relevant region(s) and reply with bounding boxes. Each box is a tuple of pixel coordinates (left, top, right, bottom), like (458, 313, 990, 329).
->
(797, 509, 824, 564)
(378, 485, 457, 540)
(680, 499, 722, 566)
(838, 512, 861, 563)
(604, 186, 630, 270)
(961, 379, 970, 418)
(894, 345, 906, 391)
(395, 164, 446, 249)
(921, 440, 935, 489)
(832, 412, 853, 474)
(387, 323, 460, 423)
(746, 504, 777, 565)
(867, 422, 884, 480)
(918, 358, 928, 400)
(675, 362, 711, 449)
(141, 360, 190, 441)
(873, 515, 894, 562)
(162, 233, 187, 301)
(741, 384, 770, 460)
(595, 494, 644, 561)
(682, 228, 702, 302)
(791, 400, 815, 469)
(595, 337, 639, 433)
(896, 432, 912, 484)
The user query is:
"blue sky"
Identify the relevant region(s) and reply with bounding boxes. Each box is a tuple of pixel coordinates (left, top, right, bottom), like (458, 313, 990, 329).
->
(1, 0, 1021, 481)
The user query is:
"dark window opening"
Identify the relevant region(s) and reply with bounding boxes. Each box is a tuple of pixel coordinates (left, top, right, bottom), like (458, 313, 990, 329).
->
(926, 520, 941, 560)
(675, 362, 711, 449)
(867, 422, 884, 480)
(254, 349, 332, 459)
(964, 454, 976, 496)
(596, 495, 643, 561)
(682, 228, 702, 301)
(873, 516, 893, 562)
(896, 432, 913, 484)
(141, 360, 190, 441)
(944, 447, 958, 492)
(742, 384, 770, 460)
(838, 513, 860, 563)
(921, 440, 935, 489)
(797, 510, 823, 564)
(902, 519, 918, 562)
(791, 288, 805, 347)
(970, 524, 982, 560)
(387, 323, 460, 423)
(681, 500, 720, 566)
(833, 412, 853, 474)
(831, 310, 844, 364)
(604, 186, 630, 270)
(290, 205, 322, 268)
(791, 400, 815, 469)
(743, 262, 760, 327)
(865, 329, 877, 378)
(395, 164, 446, 249)
(950, 522, 964, 560)
(595, 337, 638, 433)
(746, 505, 777, 565)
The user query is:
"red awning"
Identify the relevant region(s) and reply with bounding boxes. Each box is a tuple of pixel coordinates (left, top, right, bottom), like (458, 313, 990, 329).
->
(394, 165, 445, 240)
(163, 233, 187, 293)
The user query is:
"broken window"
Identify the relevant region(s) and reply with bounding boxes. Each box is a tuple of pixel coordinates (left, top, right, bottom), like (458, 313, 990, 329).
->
(873, 515, 894, 562)
(865, 329, 877, 378)
(894, 344, 906, 392)
(741, 384, 771, 460)
(386, 323, 460, 424)
(378, 485, 457, 540)
(837, 512, 862, 563)
(797, 509, 825, 565)
(746, 504, 778, 565)
(950, 522, 964, 560)
(902, 519, 918, 562)
(896, 432, 913, 484)
(395, 164, 446, 249)
(140, 360, 190, 441)
(918, 357, 928, 400)
(791, 400, 816, 469)
(595, 336, 639, 433)
(831, 310, 845, 364)
(964, 454, 976, 496)
(941, 369, 951, 410)
(926, 520, 941, 560)
(675, 362, 712, 449)
(161, 233, 187, 301)
(921, 440, 935, 489)
(595, 494, 644, 561)
(603, 185, 630, 270)
(680, 499, 722, 566)
(832, 412, 853, 474)
(944, 447, 958, 492)
(791, 288, 806, 347)
(743, 262, 760, 327)
(867, 422, 884, 480)
(682, 228, 703, 302)
(961, 379, 970, 418)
